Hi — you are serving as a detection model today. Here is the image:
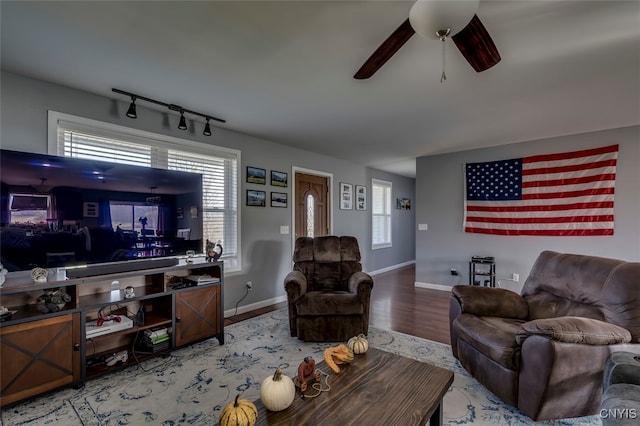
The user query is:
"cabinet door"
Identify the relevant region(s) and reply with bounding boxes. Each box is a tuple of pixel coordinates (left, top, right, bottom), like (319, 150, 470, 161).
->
(1, 313, 81, 406)
(174, 285, 223, 347)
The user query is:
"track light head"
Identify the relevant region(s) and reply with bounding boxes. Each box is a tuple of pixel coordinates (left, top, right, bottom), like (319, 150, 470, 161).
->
(178, 111, 187, 130)
(203, 118, 212, 136)
(126, 97, 137, 119)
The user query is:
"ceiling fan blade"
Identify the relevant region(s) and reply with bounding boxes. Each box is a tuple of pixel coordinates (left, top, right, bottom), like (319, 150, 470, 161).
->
(354, 18, 415, 80)
(452, 15, 501, 72)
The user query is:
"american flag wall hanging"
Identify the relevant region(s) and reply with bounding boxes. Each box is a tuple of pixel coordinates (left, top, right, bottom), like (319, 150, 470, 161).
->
(464, 144, 618, 236)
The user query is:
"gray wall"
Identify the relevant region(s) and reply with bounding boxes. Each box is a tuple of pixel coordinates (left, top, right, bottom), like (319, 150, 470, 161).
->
(415, 126, 640, 292)
(0, 70, 416, 312)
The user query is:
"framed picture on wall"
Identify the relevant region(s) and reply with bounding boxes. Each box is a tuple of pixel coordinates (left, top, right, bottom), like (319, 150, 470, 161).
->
(396, 197, 411, 210)
(246, 190, 266, 206)
(271, 192, 288, 208)
(246, 166, 266, 185)
(355, 185, 366, 210)
(271, 170, 288, 187)
(340, 182, 353, 210)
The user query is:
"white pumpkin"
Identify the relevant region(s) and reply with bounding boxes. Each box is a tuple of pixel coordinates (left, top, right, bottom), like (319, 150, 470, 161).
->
(259, 367, 295, 412)
(347, 334, 369, 354)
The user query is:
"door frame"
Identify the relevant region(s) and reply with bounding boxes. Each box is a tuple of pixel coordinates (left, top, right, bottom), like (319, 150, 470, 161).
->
(291, 166, 333, 257)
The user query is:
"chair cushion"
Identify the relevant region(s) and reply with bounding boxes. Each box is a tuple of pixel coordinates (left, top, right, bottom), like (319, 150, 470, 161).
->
(516, 317, 632, 345)
(296, 291, 363, 316)
(452, 314, 525, 370)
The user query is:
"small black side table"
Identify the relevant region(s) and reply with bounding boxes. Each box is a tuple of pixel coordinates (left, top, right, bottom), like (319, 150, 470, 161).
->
(469, 257, 496, 287)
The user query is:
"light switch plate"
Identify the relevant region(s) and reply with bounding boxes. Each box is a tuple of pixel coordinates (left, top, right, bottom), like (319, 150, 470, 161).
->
(280, 226, 289, 234)
(418, 224, 428, 231)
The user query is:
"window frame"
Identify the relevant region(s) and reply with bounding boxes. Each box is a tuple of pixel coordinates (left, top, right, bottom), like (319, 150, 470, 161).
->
(371, 178, 392, 250)
(47, 110, 241, 272)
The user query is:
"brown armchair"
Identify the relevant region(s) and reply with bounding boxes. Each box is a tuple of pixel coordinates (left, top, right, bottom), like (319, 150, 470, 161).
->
(284, 236, 373, 342)
(449, 251, 640, 421)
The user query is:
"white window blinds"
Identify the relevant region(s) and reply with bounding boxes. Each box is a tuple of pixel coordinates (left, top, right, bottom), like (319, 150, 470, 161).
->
(371, 178, 392, 249)
(54, 117, 240, 270)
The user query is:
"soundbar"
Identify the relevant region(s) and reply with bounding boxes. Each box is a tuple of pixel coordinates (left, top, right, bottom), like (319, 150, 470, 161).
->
(66, 257, 180, 278)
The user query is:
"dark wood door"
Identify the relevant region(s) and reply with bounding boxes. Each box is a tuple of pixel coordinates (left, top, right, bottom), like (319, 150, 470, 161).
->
(294, 172, 329, 239)
(0, 313, 81, 406)
(174, 285, 223, 346)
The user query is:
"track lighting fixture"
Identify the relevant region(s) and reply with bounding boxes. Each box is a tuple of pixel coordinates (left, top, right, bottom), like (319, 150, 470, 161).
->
(112, 88, 225, 136)
(203, 118, 212, 136)
(126, 96, 137, 118)
(178, 111, 188, 130)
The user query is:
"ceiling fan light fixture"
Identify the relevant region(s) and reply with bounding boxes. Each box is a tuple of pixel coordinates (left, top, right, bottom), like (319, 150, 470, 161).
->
(435, 28, 451, 41)
(409, 0, 479, 40)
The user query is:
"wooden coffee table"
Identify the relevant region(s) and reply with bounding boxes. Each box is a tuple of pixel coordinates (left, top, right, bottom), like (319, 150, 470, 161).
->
(253, 347, 454, 426)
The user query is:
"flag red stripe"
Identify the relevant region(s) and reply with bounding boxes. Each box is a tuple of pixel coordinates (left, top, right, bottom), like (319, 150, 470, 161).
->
(522, 144, 619, 163)
(466, 215, 613, 224)
(464, 227, 614, 236)
(522, 187, 614, 200)
(466, 201, 614, 213)
(522, 159, 617, 176)
(522, 173, 616, 188)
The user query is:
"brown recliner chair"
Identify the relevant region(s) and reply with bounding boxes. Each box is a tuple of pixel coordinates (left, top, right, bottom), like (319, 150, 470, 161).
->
(284, 236, 373, 342)
(449, 251, 640, 421)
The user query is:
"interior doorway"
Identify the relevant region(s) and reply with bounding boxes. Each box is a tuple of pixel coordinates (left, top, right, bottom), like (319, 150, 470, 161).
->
(293, 169, 331, 240)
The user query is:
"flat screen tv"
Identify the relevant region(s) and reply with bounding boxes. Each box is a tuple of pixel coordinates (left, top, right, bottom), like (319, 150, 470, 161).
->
(0, 149, 203, 274)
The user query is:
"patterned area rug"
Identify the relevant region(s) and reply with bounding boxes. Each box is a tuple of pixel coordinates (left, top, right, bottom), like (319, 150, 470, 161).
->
(1, 309, 600, 425)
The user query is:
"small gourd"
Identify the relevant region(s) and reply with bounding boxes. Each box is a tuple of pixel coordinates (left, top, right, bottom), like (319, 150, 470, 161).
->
(347, 334, 369, 354)
(260, 366, 295, 412)
(219, 394, 257, 426)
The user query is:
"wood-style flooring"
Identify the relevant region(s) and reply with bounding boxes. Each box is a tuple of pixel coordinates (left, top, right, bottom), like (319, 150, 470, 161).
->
(225, 265, 452, 345)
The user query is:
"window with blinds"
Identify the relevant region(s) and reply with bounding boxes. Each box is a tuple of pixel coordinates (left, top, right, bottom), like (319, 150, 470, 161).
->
(371, 178, 392, 249)
(53, 115, 240, 271)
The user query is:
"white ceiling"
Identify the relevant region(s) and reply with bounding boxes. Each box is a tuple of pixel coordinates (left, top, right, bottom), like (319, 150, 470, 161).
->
(2, 1, 639, 177)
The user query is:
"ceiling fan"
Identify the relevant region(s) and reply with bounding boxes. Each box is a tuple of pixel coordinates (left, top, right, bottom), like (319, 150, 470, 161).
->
(354, 0, 501, 80)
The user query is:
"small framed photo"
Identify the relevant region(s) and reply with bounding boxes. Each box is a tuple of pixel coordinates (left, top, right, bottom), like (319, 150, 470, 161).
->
(355, 185, 366, 211)
(271, 170, 288, 187)
(83, 202, 99, 217)
(340, 182, 353, 210)
(246, 189, 266, 206)
(246, 166, 266, 185)
(396, 197, 411, 210)
(271, 192, 288, 208)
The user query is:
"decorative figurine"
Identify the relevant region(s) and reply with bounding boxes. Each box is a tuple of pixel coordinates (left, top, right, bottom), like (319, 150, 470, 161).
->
(0, 264, 7, 287)
(31, 267, 48, 283)
(294, 356, 321, 392)
(206, 239, 223, 262)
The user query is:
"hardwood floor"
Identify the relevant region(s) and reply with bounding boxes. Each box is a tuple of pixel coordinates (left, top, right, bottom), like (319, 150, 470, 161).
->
(225, 265, 452, 345)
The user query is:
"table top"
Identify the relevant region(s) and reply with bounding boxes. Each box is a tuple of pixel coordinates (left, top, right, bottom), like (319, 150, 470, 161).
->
(253, 347, 454, 426)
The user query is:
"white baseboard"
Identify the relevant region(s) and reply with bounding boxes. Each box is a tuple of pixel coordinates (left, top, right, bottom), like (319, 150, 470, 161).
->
(367, 260, 416, 276)
(414, 282, 454, 292)
(224, 295, 287, 318)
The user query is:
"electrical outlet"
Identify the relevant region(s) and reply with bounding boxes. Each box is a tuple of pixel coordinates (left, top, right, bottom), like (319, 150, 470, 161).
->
(450, 268, 458, 276)
(246, 281, 253, 289)
(512, 273, 519, 282)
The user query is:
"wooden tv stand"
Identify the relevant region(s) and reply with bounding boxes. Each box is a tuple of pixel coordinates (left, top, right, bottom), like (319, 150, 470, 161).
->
(0, 258, 224, 407)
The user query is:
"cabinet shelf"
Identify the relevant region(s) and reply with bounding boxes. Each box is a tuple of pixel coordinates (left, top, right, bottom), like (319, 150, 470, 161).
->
(0, 305, 77, 323)
(79, 285, 168, 309)
(85, 312, 172, 343)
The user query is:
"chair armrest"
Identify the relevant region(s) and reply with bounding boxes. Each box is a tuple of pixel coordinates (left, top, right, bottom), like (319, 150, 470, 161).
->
(284, 271, 307, 300)
(451, 285, 528, 319)
(604, 352, 640, 387)
(516, 316, 632, 345)
(348, 271, 374, 295)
